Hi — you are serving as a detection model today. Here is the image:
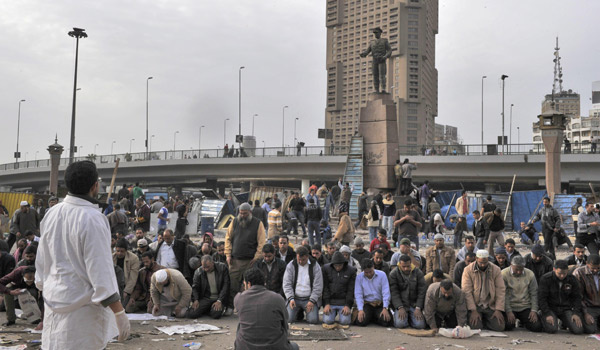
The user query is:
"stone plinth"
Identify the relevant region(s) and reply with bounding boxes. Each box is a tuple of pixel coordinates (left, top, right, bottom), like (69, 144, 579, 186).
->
(537, 110, 566, 197)
(358, 93, 399, 189)
(47, 137, 64, 196)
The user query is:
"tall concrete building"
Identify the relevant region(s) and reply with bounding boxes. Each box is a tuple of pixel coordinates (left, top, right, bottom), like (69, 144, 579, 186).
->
(325, 0, 439, 151)
(541, 89, 580, 118)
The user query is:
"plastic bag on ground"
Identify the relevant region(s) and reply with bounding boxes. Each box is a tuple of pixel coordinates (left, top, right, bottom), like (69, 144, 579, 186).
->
(438, 325, 481, 338)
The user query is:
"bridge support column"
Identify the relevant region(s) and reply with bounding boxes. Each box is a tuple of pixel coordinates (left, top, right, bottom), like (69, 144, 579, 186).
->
(301, 179, 310, 195)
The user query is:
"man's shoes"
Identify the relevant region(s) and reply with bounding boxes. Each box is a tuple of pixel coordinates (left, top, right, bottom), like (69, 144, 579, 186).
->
(2, 320, 15, 327)
(224, 307, 233, 316)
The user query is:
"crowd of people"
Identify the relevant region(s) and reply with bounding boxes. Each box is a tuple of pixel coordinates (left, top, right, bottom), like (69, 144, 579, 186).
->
(3, 159, 600, 349)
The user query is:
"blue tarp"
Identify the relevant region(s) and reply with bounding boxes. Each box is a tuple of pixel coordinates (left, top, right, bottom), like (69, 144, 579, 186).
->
(441, 205, 475, 229)
(510, 190, 546, 232)
(436, 190, 462, 208)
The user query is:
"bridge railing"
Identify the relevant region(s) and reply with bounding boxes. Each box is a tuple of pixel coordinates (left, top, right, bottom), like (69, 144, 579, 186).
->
(398, 143, 596, 156)
(0, 145, 349, 171)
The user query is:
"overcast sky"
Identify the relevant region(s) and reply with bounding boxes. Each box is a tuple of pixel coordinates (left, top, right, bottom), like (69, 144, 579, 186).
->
(1, 0, 599, 164)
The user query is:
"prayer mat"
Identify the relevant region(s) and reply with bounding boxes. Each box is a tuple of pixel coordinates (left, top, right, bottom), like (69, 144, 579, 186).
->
(399, 328, 436, 337)
(288, 329, 348, 341)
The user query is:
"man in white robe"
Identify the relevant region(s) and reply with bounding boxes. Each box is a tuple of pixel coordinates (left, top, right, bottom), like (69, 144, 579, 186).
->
(35, 161, 130, 349)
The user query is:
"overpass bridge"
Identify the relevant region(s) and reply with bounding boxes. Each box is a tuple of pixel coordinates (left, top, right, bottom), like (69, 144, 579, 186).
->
(1, 144, 599, 193)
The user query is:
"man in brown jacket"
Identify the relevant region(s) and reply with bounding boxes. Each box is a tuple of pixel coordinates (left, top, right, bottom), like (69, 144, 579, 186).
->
(424, 280, 467, 332)
(461, 250, 506, 331)
(113, 239, 140, 307)
(150, 268, 192, 318)
(425, 234, 456, 275)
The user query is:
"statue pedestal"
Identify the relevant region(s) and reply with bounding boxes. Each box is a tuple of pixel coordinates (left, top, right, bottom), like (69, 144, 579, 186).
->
(358, 93, 399, 190)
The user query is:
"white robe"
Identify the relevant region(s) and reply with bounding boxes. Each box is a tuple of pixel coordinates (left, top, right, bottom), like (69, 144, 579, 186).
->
(36, 195, 119, 350)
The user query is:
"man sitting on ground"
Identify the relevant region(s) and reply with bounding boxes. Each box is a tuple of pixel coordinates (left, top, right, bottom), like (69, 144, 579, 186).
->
(255, 244, 286, 296)
(424, 268, 451, 288)
(462, 250, 506, 331)
(340, 245, 361, 273)
(351, 237, 371, 263)
(492, 247, 510, 270)
(150, 268, 192, 318)
(453, 252, 476, 288)
(425, 234, 456, 275)
(501, 256, 542, 332)
(113, 238, 140, 307)
(525, 245, 553, 284)
(424, 279, 467, 333)
(390, 255, 426, 329)
(538, 260, 587, 334)
(322, 252, 356, 326)
(0, 266, 43, 328)
(369, 228, 391, 252)
(282, 246, 323, 324)
(187, 255, 229, 319)
(234, 269, 299, 350)
(354, 259, 391, 327)
(456, 236, 479, 262)
(567, 243, 588, 269)
(572, 254, 600, 333)
(391, 238, 421, 267)
(311, 244, 329, 266)
(372, 249, 390, 276)
(277, 235, 296, 265)
(504, 239, 521, 263)
(126, 251, 164, 313)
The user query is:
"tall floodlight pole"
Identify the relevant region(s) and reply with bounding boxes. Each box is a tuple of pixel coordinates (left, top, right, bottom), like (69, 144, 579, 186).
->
(199, 125, 205, 151)
(252, 114, 258, 136)
(173, 131, 179, 150)
(294, 117, 299, 145)
(145, 76, 153, 160)
(510, 103, 514, 153)
(224, 118, 230, 146)
(481, 75, 486, 149)
(238, 66, 245, 146)
(281, 105, 288, 153)
(129, 139, 135, 153)
(111, 141, 116, 155)
(501, 75, 509, 154)
(67, 27, 88, 165)
(15, 99, 26, 164)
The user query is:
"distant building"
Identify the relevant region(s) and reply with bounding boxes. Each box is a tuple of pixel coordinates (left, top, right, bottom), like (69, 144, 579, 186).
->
(590, 81, 600, 117)
(541, 89, 580, 118)
(325, 0, 439, 152)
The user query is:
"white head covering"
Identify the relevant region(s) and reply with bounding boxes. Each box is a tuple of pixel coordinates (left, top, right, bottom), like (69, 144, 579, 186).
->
(476, 250, 489, 259)
(155, 269, 168, 283)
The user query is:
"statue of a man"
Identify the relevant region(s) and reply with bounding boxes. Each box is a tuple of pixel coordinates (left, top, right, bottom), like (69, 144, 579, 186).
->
(360, 27, 392, 93)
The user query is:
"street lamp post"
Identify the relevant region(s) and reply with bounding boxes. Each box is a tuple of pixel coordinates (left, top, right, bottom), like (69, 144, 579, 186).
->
(481, 75, 486, 150)
(129, 139, 134, 153)
(145, 76, 153, 160)
(111, 141, 116, 155)
(517, 127, 520, 153)
(94, 143, 99, 154)
(199, 125, 205, 151)
(252, 114, 258, 136)
(238, 66, 245, 146)
(294, 117, 299, 145)
(173, 131, 179, 150)
(15, 99, 25, 164)
(224, 118, 230, 146)
(281, 105, 288, 153)
(510, 103, 514, 153)
(150, 135, 155, 154)
(67, 27, 88, 165)
(501, 74, 509, 154)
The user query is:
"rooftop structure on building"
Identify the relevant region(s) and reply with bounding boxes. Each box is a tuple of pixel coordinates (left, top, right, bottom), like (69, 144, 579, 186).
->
(325, 0, 439, 152)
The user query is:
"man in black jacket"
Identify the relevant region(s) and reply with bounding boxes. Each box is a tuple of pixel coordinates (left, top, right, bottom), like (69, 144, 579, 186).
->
(252, 200, 268, 233)
(372, 249, 391, 277)
(472, 210, 489, 250)
(322, 252, 356, 325)
(566, 244, 588, 269)
(486, 209, 505, 256)
(538, 260, 587, 334)
(254, 244, 286, 296)
(524, 245, 553, 284)
(187, 255, 230, 319)
(0, 240, 16, 278)
(390, 255, 426, 329)
(289, 193, 307, 237)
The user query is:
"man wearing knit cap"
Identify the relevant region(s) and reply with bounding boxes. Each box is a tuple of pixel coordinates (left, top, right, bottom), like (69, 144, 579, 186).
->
(501, 255, 542, 332)
(225, 202, 266, 312)
(492, 247, 510, 270)
(461, 250, 506, 331)
(524, 245, 553, 284)
(425, 234, 456, 275)
(351, 237, 371, 263)
(340, 245, 361, 273)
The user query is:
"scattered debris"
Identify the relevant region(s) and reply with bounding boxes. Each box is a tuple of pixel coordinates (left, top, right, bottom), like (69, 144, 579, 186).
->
(438, 326, 481, 339)
(127, 313, 169, 321)
(399, 328, 436, 337)
(183, 342, 202, 349)
(0, 346, 27, 350)
(479, 330, 508, 337)
(155, 324, 219, 336)
(509, 339, 539, 345)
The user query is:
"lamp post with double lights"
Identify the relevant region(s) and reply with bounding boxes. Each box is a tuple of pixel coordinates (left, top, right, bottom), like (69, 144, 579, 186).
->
(173, 131, 179, 151)
(501, 74, 509, 153)
(252, 114, 258, 136)
(224, 118, 230, 146)
(281, 105, 288, 153)
(67, 27, 88, 165)
(198, 125, 205, 152)
(481, 75, 486, 149)
(238, 66, 245, 146)
(129, 139, 134, 153)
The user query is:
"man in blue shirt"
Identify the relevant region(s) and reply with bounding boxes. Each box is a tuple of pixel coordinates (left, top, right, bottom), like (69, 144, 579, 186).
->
(157, 205, 169, 234)
(354, 259, 391, 326)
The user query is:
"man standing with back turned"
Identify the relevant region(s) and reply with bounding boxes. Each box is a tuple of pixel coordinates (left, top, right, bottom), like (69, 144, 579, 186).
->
(35, 161, 130, 349)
